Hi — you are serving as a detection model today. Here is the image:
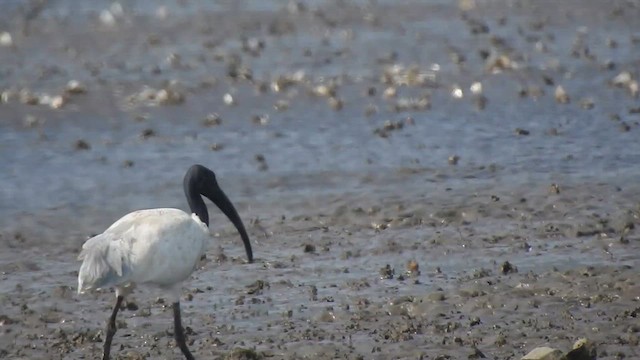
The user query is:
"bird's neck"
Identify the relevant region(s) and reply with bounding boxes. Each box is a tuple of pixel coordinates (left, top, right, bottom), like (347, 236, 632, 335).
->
(185, 188, 209, 227)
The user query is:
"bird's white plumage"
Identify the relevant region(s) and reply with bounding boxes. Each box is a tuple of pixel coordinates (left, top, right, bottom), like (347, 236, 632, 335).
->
(78, 208, 209, 300)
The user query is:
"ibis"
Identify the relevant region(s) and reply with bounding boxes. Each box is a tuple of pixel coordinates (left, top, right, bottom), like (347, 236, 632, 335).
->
(77, 164, 253, 360)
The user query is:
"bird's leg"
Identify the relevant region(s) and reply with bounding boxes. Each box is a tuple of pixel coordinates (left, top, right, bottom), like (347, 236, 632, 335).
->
(103, 295, 124, 360)
(173, 301, 195, 360)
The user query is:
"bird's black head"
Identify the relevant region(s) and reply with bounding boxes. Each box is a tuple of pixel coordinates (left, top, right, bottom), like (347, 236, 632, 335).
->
(184, 164, 253, 263)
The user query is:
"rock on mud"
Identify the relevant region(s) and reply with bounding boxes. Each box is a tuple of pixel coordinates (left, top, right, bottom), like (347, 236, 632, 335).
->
(225, 348, 262, 360)
(566, 338, 597, 360)
(522, 347, 564, 360)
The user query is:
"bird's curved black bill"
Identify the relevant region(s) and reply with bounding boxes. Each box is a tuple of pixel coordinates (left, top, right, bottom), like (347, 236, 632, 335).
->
(206, 188, 253, 263)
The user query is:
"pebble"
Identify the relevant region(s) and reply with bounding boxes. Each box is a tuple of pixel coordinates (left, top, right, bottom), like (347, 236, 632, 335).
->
(75, 139, 91, 150)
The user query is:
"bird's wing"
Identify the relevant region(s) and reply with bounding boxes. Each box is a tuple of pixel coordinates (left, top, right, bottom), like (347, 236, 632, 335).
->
(77, 208, 189, 293)
(79, 209, 170, 256)
(77, 222, 138, 293)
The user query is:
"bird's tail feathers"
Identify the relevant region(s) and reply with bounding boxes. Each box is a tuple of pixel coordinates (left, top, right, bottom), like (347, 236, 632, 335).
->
(77, 238, 128, 294)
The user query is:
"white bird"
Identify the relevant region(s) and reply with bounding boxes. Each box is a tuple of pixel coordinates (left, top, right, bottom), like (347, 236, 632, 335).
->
(77, 164, 253, 360)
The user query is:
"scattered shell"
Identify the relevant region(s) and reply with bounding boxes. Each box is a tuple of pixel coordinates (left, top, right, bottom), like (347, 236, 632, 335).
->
(0, 32, 13, 47)
(535, 41, 548, 53)
(383, 87, 397, 99)
(580, 97, 594, 110)
(156, 5, 168, 19)
(1, 90, 15, 103)
(384, 120, 404, 131)
(554, 85, 570, 104)
(99, 10, 116, 26)
(315, 309, 336, 322)
(406, 260, 420, 276)
(127, 86, 184, 106)
(23, 115, 42, 128)
(529, 86, 544, 98)
(223, 93, 235, 106)
(49, 95, 66, 109)
(549, 183, 560, 194)
(252, 114, 269, 125)
(287, 1, 307, 14)
(393, 97, 430, 112)
(156, 88, 184, 105)
(610, 72, 638, 97)
(364, 104, 378, 117)
(0, 315, 16, 325)
(166, 53, 181, 67)
(628, 81, 639, 97)
(450, 51, 465, 64)
(470, 82, 483, 95)
(274, 99, 289, 111)
(546, 128, 559, 136)
(485, 54, 514, 73)
(328, 97, 343, 110)
(210, 143, 224, 151)
(381, 64, 434, 86)
(202, 113, 222, 127)
(19, 90, 39, 105)
(611, 71, 632, 87)
(231, 61, 255, 80)
(65, 80, 86, 94)
(371, 222, 388, 230)
(451, 86, 463, 98)
(109, 2, 124, 16)
(312, 84, 335, 97)
(271, 71, 305, 93)
(242, 37, 265, 56)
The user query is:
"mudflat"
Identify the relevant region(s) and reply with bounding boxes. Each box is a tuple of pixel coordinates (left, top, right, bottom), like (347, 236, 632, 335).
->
(1, 0, 639, 359)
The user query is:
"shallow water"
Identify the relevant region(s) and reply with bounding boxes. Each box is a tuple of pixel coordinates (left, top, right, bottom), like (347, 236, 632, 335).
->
(1, 0, 640, 359)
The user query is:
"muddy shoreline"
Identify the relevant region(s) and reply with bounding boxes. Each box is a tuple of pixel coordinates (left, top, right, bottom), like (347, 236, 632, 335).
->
(1, 0, 640, 359)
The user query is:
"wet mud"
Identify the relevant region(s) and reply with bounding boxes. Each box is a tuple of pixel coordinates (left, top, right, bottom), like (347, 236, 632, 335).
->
(1, 0, 640, 359)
